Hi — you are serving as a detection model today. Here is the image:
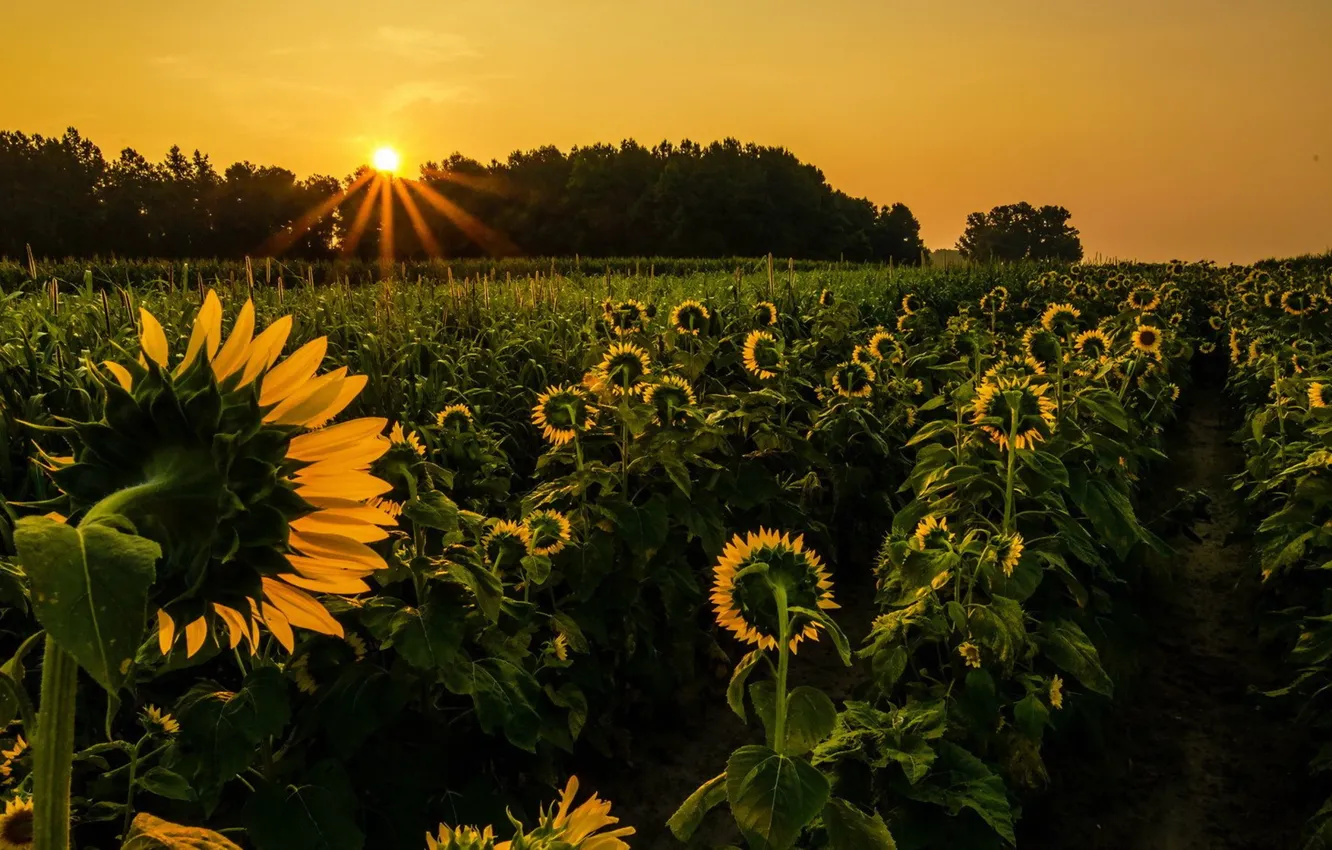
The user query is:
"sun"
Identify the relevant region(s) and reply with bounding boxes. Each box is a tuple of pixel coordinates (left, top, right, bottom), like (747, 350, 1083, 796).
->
(372, 146, 401, 173)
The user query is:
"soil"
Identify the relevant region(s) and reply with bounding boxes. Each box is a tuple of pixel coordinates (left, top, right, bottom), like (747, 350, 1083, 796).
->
(1020, 382, 1317, 849)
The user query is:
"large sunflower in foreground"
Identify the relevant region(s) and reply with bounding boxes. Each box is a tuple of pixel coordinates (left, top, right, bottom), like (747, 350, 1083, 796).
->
(971, 375, 1057, 451)
(53, 291, 395, 657)
(597, 342, 652, 397)
(711, 529, 838, 654)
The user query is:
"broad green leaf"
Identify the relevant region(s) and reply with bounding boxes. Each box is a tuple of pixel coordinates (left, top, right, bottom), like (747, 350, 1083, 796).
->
(15, 516, 159, 693)
(1039, 619, 1113, 697)
(402, 491, 458, 532)
(667, 772, 726, 841)
(783, 686, 837, 755)
(823, 798, 897, 850)
(1014, 693, 1050, 741)
(726, 744, 830, 850)
(137, 766, 197, 801)
(123, 812, 243, 849)
(728, 650, 764, 723)
(243, 760, 364, 850)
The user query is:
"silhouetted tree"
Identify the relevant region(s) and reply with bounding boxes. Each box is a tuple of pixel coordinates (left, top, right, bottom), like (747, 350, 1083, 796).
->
(957, 202, 1082, 262)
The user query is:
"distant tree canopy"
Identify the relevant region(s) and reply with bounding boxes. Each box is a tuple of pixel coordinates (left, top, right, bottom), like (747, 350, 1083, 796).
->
(956, 202, 1082, 263)
(0, 129, 928, 263)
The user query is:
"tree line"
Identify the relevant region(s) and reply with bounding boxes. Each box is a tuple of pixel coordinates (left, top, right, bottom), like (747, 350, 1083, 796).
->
(0, 128, 1082, 264)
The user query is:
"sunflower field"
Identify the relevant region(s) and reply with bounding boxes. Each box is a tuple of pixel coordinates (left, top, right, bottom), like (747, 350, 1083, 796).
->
(0, 257, 1327, 849)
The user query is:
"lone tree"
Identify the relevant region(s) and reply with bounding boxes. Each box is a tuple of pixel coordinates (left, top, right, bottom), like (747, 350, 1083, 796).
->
(957, 202, 1082, 262)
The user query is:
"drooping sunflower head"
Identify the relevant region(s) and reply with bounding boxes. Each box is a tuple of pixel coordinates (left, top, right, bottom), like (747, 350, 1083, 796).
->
(606, 299, 649, 336)
(912, 515, 954, 551)
(389, 422, 426, 458)
(742, 330, 783, 380)
(1127, 286, 1160, 312)
(598, 341, 652, 396)
(435, 404, 475, 431)
(1074, 328, 1113, 360)
(1282, 289, 1311, 316)
(1208, 315, 1224, 331)
(0, 797, 32, 850)
(525, 509, 573, 556)
(532, 385, 597, 446)
(1040, 303, 1081, 334)
(1310, 382, 1332, 409)
(711, 529, 838, 654)
(1131, 324, 1163, 356)
(483, 519, 530, 568)
(1022, 326, 1062, 366)
(642, 375, 697, 427)
(831, 360, 875, 399)
(753, 301, 779, 327)
(51, 291, 394, 659)
(979, 286, 1009, 313)
(670, 299, 711, 336)
(901, 293, 922, 315)
(1292, 351, 1314, 374)
(993, 531, 1024, 577)
(971, 375, 1058, 451)
(851, 344, 873, 365)
(868, 330, 897, 361)
(818, 289, 835, 307)
(1166, 383, 1181, 402)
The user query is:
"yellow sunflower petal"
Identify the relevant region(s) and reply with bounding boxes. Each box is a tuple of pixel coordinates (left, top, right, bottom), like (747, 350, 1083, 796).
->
(212, 602, 248, 650)
(259, 601, 295, 652)
(259, 336, 329, 407)
(103, 360, 134, 391)
(288, 529, 387, 571)
(279, 567, 373, 595)
(177, 290, 223, 375)
(262, 578, 345, 637)
(286, 417, 389, 463)
(139, 308, 170, 368)
(238, 314, 294, 387)
(302, 496, 400, 526)
(263, 368, 347, 426)
(211, 298, 257, 381)
(290, 511, 390, 543)
(184, 616, 209, 658)
(157, 609, 176, 656)
(303, 374, 369, 428)
(295, 471, 394, 501)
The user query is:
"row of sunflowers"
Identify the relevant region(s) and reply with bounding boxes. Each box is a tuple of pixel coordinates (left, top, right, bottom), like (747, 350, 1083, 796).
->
(1224, 266, 1332, 849)
(0, 261, 1227, 848)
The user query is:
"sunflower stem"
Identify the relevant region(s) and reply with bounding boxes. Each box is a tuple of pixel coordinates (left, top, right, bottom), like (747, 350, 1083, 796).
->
(120, 735, 149, 838)
(771, 583, 791, 753)
(33, 639, 79, 850)
(1003, 405, 1020, 534)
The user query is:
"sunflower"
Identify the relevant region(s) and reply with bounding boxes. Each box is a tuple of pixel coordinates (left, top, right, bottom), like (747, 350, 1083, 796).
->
(901, 293, 922, 315)
(56, 291, 396, 658)
(642, 375, 697, 427)
(551, 632, 570, 662)
(753, 301, 778, 327)
(971, 376, 1058, 451)
(0, 739, 26, 781)
(1131, 325, 1162, 356)
(1167, 383, 1181, 402)
(1073, 328, 1113, 360)
(140, 704, 180, 737)
(1127, 286, 1160, 312)
(851, 344, 873, 365)
(435, 404, 474, 430)
(532, 386, 596, 446)
(1070, 279, 1096, 300)
(0, 797, 31, 850)
(831, 360, 875, 398)
(426, 823, 496, 850)
(605, 299, 649, 337)
(1293, 352, 1314, 374)
(711, 529, 838, 654)
(1240, 290, 1260, 309)
(1264, 290, 1278, 309)
(818, 289, 835, 307)
(525, 777, 635, 850)
(1310, 383, 1332, 409)
(1022, 326, 1061, 367)
(597, 341, 652, 396)
(525, 509, 573, 557)
(390, 422, 426, 457)
(670, 299, 711, 335)
(1208, 316, 1223, 331)
(1199, 341, 1217, 354)
(980, 286, 1009, 313)
(958, 642, 982, 669)
(912, 515, 954, 550)
(742, 330, 782, 380)
(1040, 303, 1081, 333)
(483, 519, 530, 567)
(1282, 290, 1311, 316)
(868, 330, 896, 361)
(1050, 675, 1064, 709)
(984, 355, 1047, 383)
(994, 532, 1024, 577)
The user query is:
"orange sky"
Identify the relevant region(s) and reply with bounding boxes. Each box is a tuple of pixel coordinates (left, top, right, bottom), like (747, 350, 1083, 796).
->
(3, 0, 1329, 263)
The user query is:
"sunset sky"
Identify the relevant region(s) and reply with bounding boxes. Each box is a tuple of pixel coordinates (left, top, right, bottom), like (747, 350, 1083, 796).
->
(4, 0, 1329, 263)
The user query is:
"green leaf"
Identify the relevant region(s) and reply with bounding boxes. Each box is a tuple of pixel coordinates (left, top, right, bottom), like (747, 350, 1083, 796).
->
(243, 760, 364, 850)
(727, 650, 764, 723)
(137, 766, 197, 802)
(726, 744, 830, 850)
(0, 654, 27, 730)
(788, 605, 851, 666)
(1039, 619, 1113, 697)
(388, 591, 466, 672)
(750, 680, 777, 744)
(823, 798, 897, 850)
(402, 491, 459, 532)
(1020, 449, 1069, 487)
(903, 741, 1015, 843)
(783, 686, 837, 755)
(444, 558, 503, 623)
(174, 666, 290, 792)
(1014, 693, 1050, 741)
(667, 772, 727, 841)
(15, 516, 159, 693)
(123, 812, 243, 849)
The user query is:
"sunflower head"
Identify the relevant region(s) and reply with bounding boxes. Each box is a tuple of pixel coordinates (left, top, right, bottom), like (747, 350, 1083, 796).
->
(425, 824, 498, 850)
(1131, 324, 1163, 356)
(1022, 326, 1062, 366)
(1240, 290, 1260, 309)
(980, 286, 1009, 313)
(850, 344, 873, 366)
(523, 776, 635, 850)
(711, 529, 838, 654)
(831, 360, 875, 399)
(868, 330, 897, 361)
(598, 342, 652, 396)
(389, 422, 426, 458)
(532, 386, 596, 446)
(993, 531, 1024, 577)
(1199, 341, 1217, 354)
(912, 515, 954, 551)
(1127, 286, 1160, 312)
(0, 797, 32, 850)
(819, 289, 835, 307)
(753, 301, 779, 327)
(1208, 315, 1224, 331)
(525, 509, 573, 556)
(901, 293, 922, 315)
(1073, 328, 1113, 360)
(606, 299, 648, 336)
(1282, 289, 1311, 316)
(742, 330, 783, 380)
(670, 299, 711, 336)
(45, 291, 394, 659)
(1310, 382, 1332, 409)
(1040, 303, 1081, 334)
(971, 375, 1058, 451)
(435, 404, 475, 431)
(984, 355, 1047, 383)
(483, 519, 530, 567)
(642, 375, 697, 427)
(139, 704, 180, 737)
(1070, 279, 1096, 300)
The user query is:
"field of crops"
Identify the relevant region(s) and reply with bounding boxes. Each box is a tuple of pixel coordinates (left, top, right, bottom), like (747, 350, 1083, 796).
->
(0, 256, 1329, 849)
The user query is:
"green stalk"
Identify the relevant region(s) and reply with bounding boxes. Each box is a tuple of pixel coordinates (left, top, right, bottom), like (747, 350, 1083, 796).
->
(33, 640, 79, 850)
(121, 736, 149, 838)
(771, 583, 790, 752)
(1002, 403, 1020, 534)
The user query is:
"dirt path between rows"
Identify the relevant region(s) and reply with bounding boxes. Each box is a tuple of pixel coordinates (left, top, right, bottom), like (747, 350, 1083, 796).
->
(1021, 383, 1315, 849)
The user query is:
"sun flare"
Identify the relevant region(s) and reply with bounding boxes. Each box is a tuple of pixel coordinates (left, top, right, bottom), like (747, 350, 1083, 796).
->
(372, 146, 401, 173)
